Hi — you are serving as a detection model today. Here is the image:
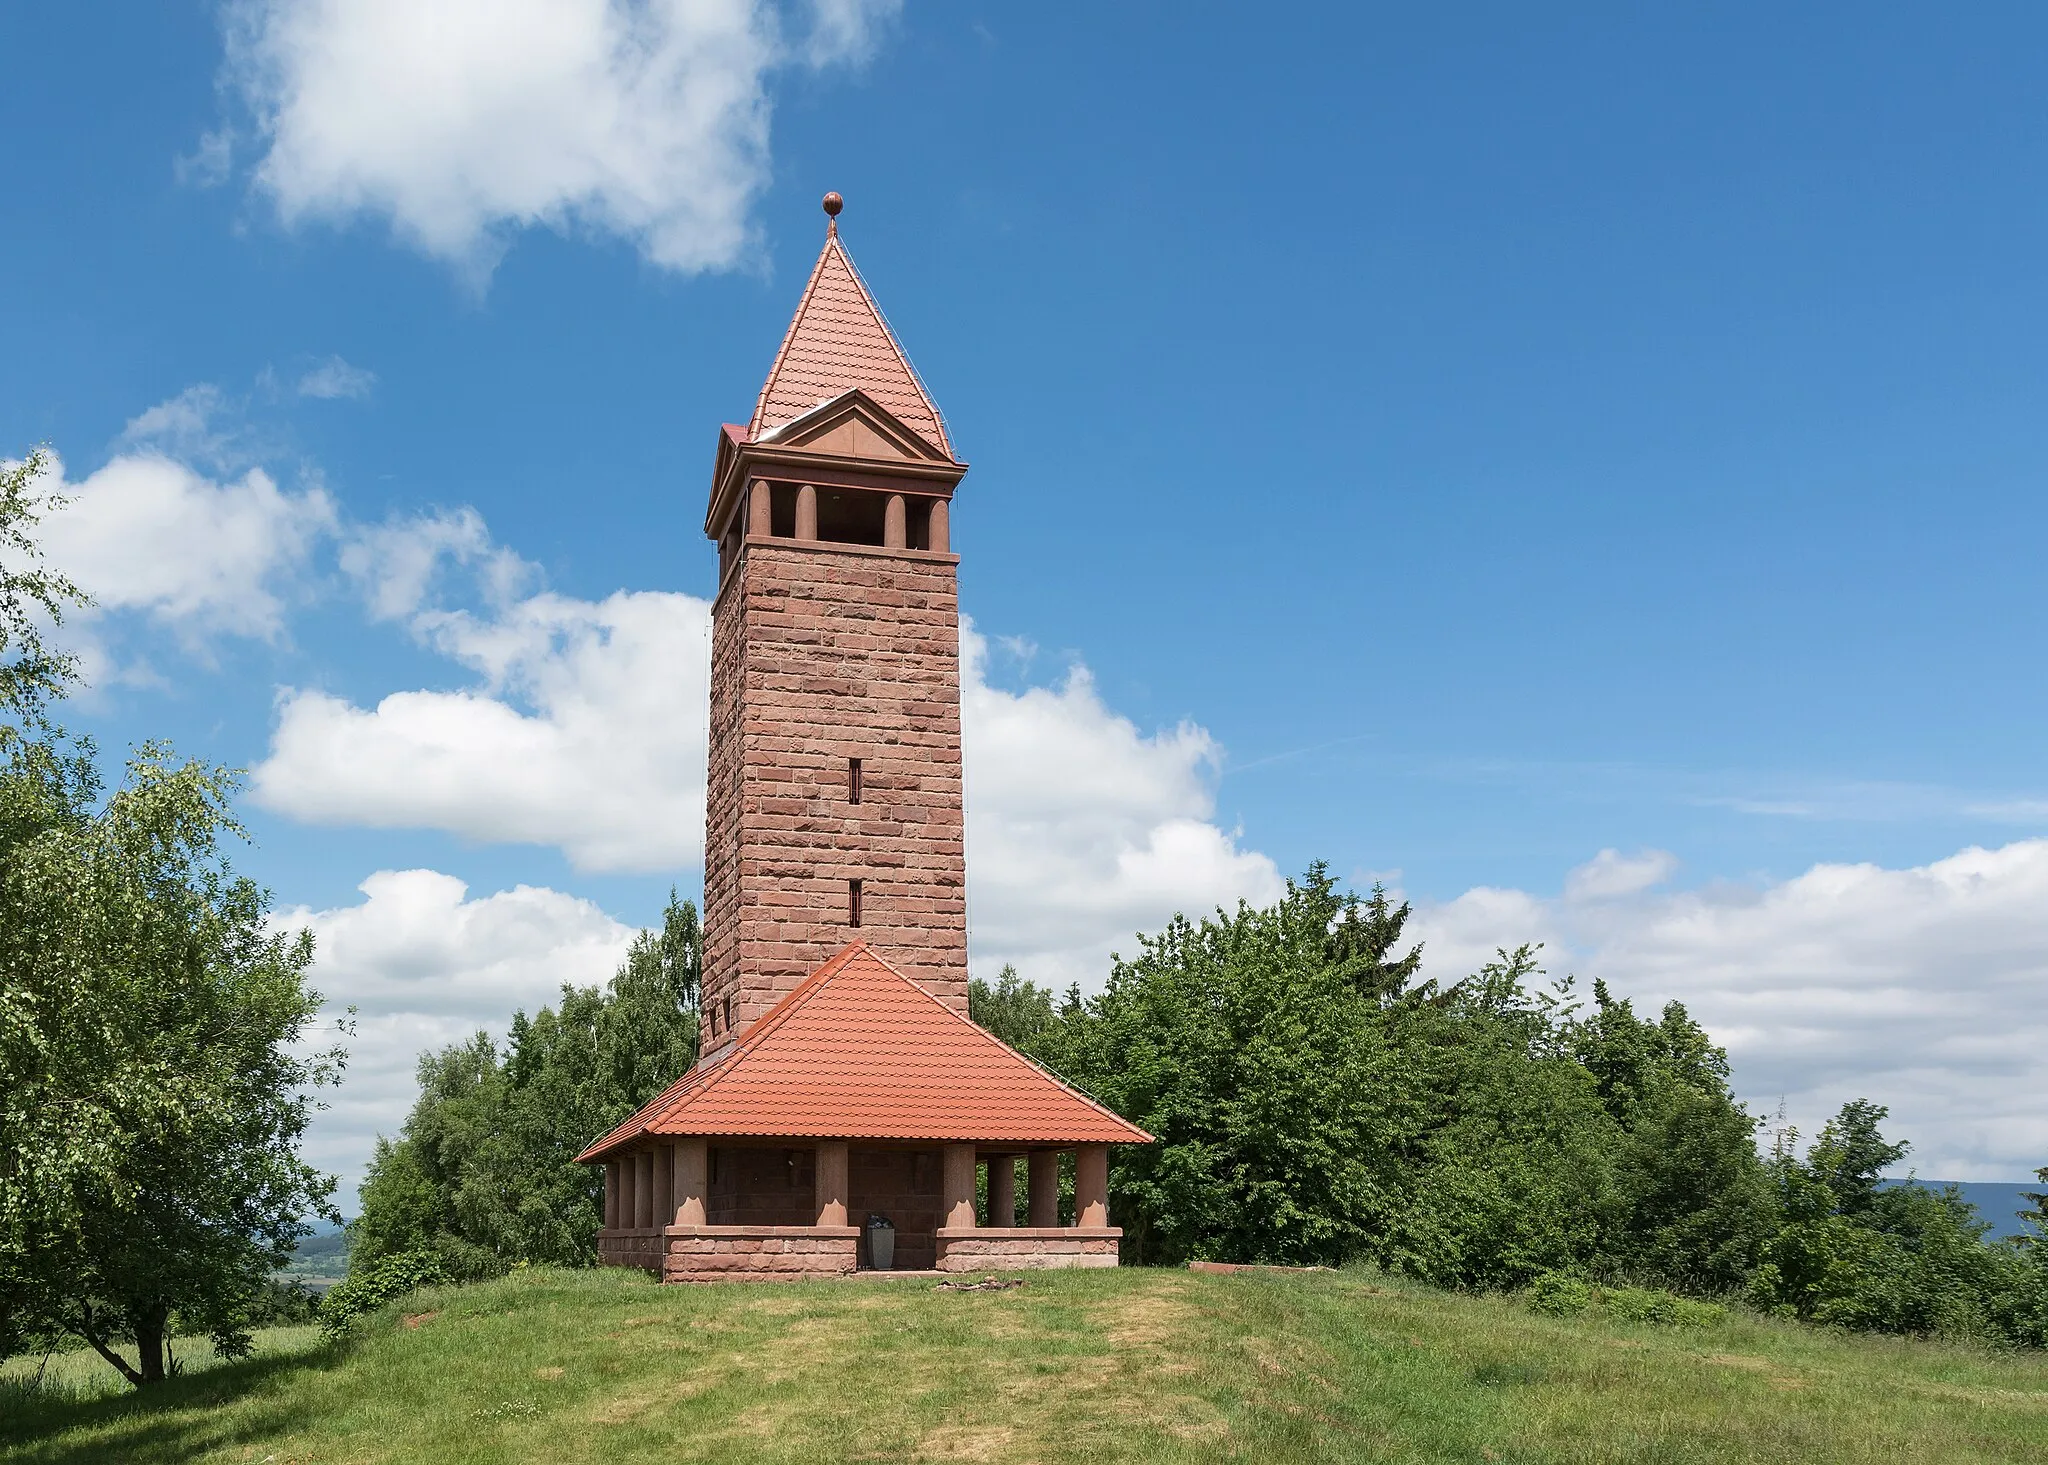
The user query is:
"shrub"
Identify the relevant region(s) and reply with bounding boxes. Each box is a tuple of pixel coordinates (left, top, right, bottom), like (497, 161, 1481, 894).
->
(317, 1250, 451, 1341)
(1527, 1271, 1593, 1316)
(1525, 1273, 1726, 1327)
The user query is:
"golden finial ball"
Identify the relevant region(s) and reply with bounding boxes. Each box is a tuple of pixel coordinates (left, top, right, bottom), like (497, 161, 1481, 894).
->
(822, 192, 844, 218)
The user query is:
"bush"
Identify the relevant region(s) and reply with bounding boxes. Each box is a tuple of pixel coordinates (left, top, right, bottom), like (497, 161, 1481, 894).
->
(317, 1250, 451, 1341)
(1525, 1272, 1725, 1327)
(1527, 1271, 1593, 1316)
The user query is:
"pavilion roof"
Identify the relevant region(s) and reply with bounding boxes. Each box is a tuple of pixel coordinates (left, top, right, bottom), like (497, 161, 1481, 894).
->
(577, 943, 1150, 1160)
(747, 225, 954, 460)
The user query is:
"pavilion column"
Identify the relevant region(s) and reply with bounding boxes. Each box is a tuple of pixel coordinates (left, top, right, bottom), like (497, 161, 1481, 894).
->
(942, 1144, 979, 1230)
(815, 1140, 848, 1227)
(605, 1160, 620, 1229)
(1076, 1145, 1110, 1228)
(928, 498, 949, 553)
(884, 494, 907, 548)
(654, 1143, 674, 1229)
(795, 484, 818, 540)
(674, 1137, 708, 1225)
(747, 479, 772, 537)
(1027, 1149, 1060, 1229)
(986, 1154, 1015, 1228)
(635, 1151, 655, 1228)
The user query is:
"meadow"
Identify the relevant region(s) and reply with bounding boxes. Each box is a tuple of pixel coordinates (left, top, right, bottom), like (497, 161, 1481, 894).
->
(5, 1266, 2046, 1463)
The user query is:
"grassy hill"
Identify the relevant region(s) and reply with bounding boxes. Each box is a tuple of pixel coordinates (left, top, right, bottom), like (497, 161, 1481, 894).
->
(4, 1266, 2045, 1463)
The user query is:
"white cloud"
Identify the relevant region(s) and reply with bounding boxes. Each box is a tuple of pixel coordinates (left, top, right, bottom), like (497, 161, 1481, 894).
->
(296, 355, 376, 400)
(254, 587, 712, 870)
(221, 0, 901, 279)
(1565, 847, 1678, 901)
(961, 631, 1285, 990)
(1407, 841, 2048, 1180)
(280, 869, 638, 1202)
(30, 444, 334, 646)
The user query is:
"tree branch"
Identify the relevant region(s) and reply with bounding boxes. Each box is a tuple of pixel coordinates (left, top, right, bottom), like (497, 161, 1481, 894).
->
(73, 1301, 143, 1388)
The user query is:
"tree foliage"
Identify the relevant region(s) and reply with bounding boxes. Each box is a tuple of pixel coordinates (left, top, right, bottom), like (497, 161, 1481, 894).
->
(0, 748, 342, 1384)
(0, 448, 341, 1386)
(347, 893, 701, 1277)
(1026, 860, 2048, 1346)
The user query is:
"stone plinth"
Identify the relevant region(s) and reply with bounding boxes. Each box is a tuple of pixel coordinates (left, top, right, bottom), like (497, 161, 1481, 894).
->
(933, 1227, 1122, 1271)
(662, 1224, 861, 1283)
(597, 1227, 666, 1272)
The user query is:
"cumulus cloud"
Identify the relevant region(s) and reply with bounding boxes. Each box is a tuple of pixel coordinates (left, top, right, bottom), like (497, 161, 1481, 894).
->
(256, 586, 711, 870)
(1564, 847, 1679, 901)
(1406, 841, 2048, 1180)
(220, 0, 901, 278)
(280, 869, 638, 1201)
(296, 355, 376, 400)
(29, 443, 334, 647)
(961, 631, 1285, 990)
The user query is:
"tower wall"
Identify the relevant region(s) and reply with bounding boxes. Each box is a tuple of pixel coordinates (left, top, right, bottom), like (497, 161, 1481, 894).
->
(700, 532, 968, 1051)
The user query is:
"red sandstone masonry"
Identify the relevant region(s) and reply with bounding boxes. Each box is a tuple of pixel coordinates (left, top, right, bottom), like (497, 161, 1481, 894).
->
(701, 539, 968, 1042)
(663, 1225, 860, 1283)
(933, 1227, 1122, 1272)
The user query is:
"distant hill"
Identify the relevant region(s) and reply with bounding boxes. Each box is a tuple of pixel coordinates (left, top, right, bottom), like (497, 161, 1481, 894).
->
(1891, 1180, 2041, 1242)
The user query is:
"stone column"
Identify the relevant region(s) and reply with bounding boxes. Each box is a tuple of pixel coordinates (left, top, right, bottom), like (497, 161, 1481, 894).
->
(1027, 1149, 1060, 1228)
(747, 479, 772, 537)
(986, 1154, 1015, 1228)
(928, 497, 949, 553)
(795, 484, 818, 540)
(674, 1137, 708, 1225)
(605, 1160, 620, 1229)
(884, 494, 907, 548)
(635, 1151, 655, 1228)
(1076, 1145, 1110, 1228)
(942, 1144, 979, 1230)
(815, 1140, 849, 1227)
(654, 1143, 674, 1229)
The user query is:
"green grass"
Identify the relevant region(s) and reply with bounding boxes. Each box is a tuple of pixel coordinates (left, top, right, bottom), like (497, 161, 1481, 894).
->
(3, 1266, 2045, 1463)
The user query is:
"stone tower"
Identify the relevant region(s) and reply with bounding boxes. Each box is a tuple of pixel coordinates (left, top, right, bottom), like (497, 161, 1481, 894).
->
(696, 194, 970, 1061)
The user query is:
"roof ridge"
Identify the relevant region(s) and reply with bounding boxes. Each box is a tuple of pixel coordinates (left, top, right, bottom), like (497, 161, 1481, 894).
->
(747, 236, 838, 441)
(832, 241, 952, 458)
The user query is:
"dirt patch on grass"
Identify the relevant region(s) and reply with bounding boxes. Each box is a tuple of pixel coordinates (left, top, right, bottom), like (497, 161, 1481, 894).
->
(1907, 1381, 2048, 1409)
(402, 1311, 440, 1329)
(534, 1366, 565, 1380)
(916, 1423, 1016, 1459)
(1095, 1292, 1199, 1349)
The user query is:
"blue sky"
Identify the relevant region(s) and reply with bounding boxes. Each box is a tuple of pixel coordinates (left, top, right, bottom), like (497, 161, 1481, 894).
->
(5, 2, 2045, 1195)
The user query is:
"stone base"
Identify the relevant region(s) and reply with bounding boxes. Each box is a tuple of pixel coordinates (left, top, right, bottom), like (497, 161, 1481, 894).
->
(597, 1227, 666, 1272)
(933, 1226, 1121, 1271)
(661, 1224, 861, 1283)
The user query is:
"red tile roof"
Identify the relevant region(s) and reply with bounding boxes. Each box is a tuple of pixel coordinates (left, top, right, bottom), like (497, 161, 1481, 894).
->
(578, 943, 1150, 1160)
(749, 227, 954, 460)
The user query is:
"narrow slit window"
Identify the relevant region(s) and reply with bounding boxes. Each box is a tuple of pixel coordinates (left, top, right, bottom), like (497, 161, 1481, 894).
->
(721, 995, 733, 1035)
(849, 757, 863, 804)
(849, 878, 863, 928)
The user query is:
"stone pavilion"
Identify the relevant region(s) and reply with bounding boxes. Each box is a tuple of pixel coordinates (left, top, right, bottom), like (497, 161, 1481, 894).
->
(578, 193, 1152, 1282)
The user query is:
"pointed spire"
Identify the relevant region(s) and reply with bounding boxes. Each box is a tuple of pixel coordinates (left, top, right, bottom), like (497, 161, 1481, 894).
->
(748, 193, 953, 459)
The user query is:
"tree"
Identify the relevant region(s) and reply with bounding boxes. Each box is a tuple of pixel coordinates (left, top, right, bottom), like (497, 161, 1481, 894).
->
(968, 964, 1055, 1049)
(348, 891, 701, 1276)
(1568, 982, 1775, 1292)
(0, 446, 82, 735)
(1, 444, 342, 1385)
(0, 750, 342, 1384)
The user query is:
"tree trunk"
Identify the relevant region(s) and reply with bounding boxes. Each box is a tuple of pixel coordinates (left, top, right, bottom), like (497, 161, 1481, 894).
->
(133, 1303, 170, 1385)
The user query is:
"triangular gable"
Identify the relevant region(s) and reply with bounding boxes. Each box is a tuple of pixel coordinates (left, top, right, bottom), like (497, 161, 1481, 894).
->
(578, 943, 1150, 1160)
(764, 388, 951, 463)
(750, 233, 954, 461)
